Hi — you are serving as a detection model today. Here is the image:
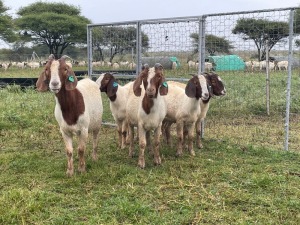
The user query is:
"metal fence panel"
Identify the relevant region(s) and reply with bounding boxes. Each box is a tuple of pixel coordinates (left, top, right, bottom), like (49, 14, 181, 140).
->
(87, 8, 300, 151)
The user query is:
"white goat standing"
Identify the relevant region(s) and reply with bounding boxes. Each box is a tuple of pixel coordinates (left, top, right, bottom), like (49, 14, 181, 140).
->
(195, 72, 226, 148)
(36, 54, 103, 176)
(164, 72, 226, 149)
(163, 75, 209, 156)
(97, 73, 132, 149)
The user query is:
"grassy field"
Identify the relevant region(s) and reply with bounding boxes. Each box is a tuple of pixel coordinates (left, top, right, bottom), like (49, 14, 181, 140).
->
(0, 67, 300, 224)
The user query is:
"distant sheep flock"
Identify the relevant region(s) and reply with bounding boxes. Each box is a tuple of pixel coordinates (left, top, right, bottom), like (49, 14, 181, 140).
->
(0, 58, 290, 72)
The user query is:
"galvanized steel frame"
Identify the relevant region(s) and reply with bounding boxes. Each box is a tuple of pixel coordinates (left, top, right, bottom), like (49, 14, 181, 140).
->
(87, 7, 298, 151)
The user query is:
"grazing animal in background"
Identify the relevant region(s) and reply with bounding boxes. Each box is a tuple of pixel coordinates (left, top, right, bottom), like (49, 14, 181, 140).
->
(205, 62, 213, 72)
(27, 61, 40, 69)
(126, 63, 168, 168)
(36, 54, 103, 176)
(112, 62, 120, 69)
(244, 61, 253, 72)
(251, 61, 260, 72)
(16, 62, 27, 69)
(128, 62, 136, 70)
(97, 73, 132, 149)
(188, 60, 197, 70)
(0, 62, 11, 71)
(276, 60, 289, 71)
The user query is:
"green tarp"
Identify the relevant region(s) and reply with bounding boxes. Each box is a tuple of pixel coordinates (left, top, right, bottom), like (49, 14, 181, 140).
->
(208, 55, 245, 71)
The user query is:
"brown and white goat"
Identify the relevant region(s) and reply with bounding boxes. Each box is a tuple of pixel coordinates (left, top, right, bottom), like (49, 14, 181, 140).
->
(97, 73, 132, 149)
(126, 63, 168, 168)
(196, 72, 226, 148)
(163, 75, 209, 156)
(36, 54, 103, 176)
(164, 72, 226, 149)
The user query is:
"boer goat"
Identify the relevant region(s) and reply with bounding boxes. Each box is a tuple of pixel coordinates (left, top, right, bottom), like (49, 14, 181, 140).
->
(164, 72, 226, 149)
(126, 63, 168, 168)
(196, 72, 226, 148)
(97, 73, 132, 149)
(36, 54, 103, 176)
(163, 75, 209, 156)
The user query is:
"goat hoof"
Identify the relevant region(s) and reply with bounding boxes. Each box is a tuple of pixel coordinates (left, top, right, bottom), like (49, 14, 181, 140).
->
(176, 151, 183, 157)
(138, 164, 145, 169)
(138, 160, 145, 169)
(154, 157, 161, 166)
(92, 153, 98, 161)
(78, 166, 86, 173)
(189, 150, 196, 156)
(128, 152, 135, 158)
(66, 169, 74, 177)
(197, 143, 203, 149)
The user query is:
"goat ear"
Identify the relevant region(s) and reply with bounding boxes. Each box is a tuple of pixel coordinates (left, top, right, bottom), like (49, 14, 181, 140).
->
(48, 54, 55, 60)
(154, 63, 163, 73)
(133, 76, 142, 96)
(142, 64, 149, 71)
(133, 65, 149, 96)
(107, 78, 118, 97)
(159, 79, 168, 96)
(185, 77, 196, 98)
(65, 74, 78, 90)
(36, 71, 49, 92)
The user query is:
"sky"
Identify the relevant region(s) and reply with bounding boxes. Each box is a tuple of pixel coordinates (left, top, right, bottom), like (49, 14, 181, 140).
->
(3, 0, 300, 24)
(1, 0, 299, 49)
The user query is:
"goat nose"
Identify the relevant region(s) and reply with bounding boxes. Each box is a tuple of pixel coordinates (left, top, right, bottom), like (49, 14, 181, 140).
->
(51, 81, 59, 87)
(148, 87, 155, 92)
(204, 93, 209, 98)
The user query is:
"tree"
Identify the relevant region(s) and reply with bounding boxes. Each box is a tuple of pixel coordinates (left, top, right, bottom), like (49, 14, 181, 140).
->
(92, 26, 149, 62)
(0, 0, 17, 43)
(15, 2, 91, 59)
(294, 8, 300, 34)
(232, 18, 289, 61)
(190, 33, 234, 59)
(293, 8, 300, 47)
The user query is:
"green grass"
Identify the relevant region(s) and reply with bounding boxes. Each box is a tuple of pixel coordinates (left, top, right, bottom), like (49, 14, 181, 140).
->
(0, 68, 300, 224)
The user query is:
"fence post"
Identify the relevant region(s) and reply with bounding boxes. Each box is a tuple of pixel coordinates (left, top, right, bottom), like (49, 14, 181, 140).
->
(284, 9, 295, 151)
(136, 22, 142, 75)
(198, 16, 206, 138)
(198, 16, 206, 74)
(266, 39, 270, 116)
(87, 26, 92, 78)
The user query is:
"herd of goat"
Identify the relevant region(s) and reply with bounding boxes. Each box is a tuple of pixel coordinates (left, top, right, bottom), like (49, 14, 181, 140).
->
(36, 55, 226, 176)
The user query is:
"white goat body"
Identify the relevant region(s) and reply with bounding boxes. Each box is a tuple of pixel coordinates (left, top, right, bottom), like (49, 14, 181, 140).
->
(97, 73, 132, 149)
(126, 64, 168, 168)
(163, 75, 209, 156)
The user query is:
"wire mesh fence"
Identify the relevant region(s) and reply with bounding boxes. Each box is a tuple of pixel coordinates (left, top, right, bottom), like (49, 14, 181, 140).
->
(86, 7, 300, 152)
